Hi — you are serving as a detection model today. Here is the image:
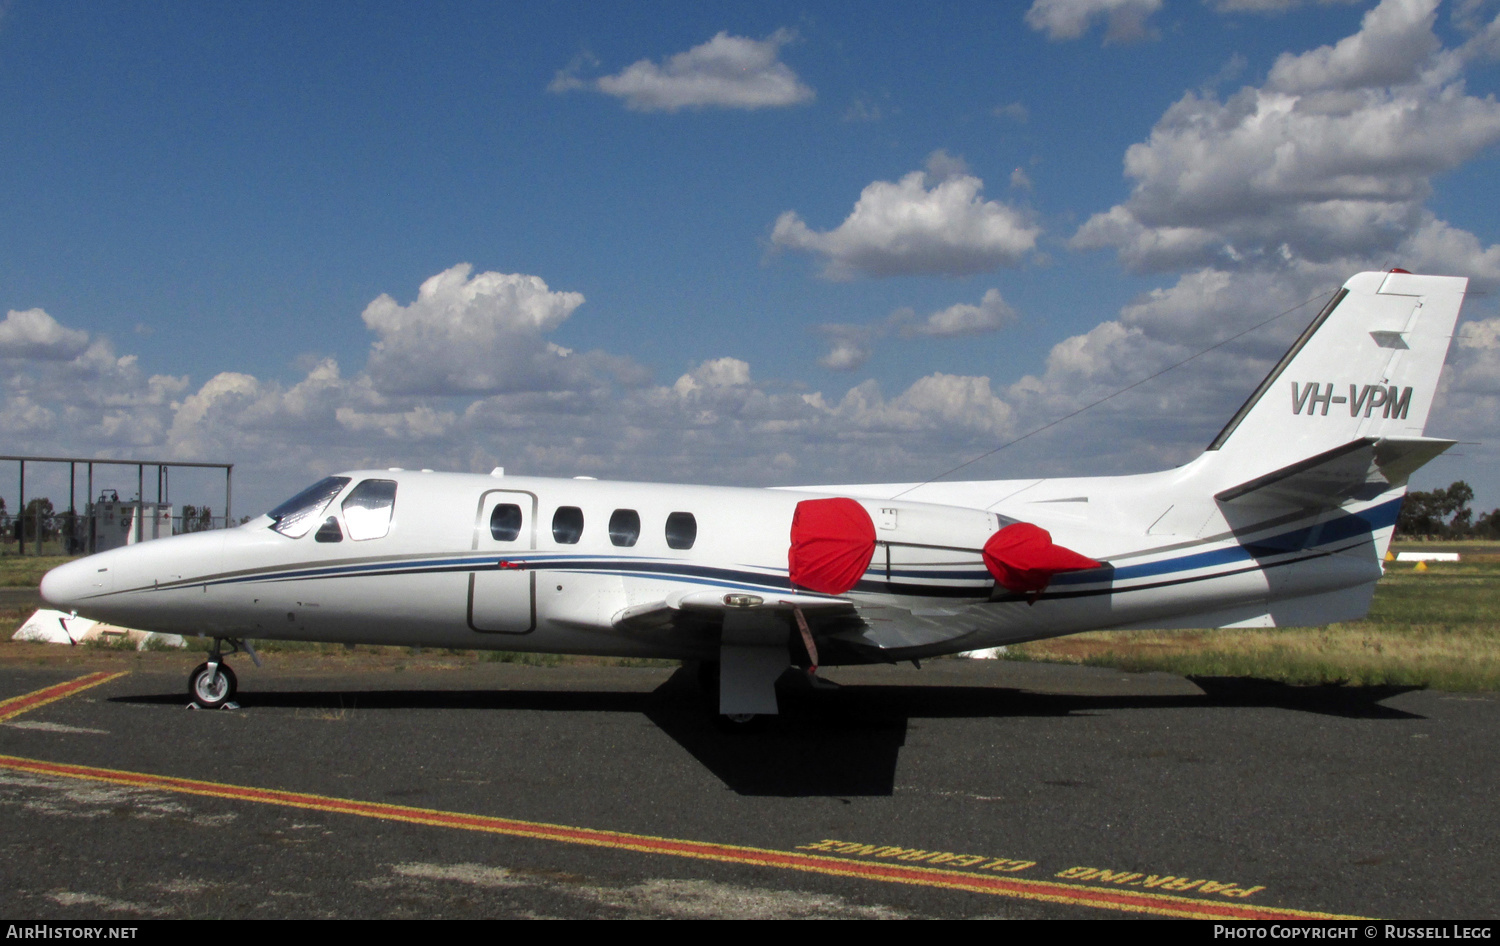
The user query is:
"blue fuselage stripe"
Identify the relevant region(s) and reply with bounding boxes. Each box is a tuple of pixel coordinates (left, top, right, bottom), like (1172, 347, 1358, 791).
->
(157, 497, 1399, 604)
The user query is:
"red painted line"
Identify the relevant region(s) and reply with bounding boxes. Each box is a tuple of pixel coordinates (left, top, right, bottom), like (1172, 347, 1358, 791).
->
(0, 672, 129, 722)
(0, 753, 1360, 920)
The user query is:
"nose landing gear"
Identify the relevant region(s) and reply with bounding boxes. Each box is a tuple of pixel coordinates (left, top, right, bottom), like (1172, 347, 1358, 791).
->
(188, 638, 259, 709)
(189, 660, 237, 709)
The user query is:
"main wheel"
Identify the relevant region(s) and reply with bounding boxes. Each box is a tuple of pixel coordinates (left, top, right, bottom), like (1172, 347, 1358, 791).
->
(189, 662, 237, 709)
(713, 712, 767, 734)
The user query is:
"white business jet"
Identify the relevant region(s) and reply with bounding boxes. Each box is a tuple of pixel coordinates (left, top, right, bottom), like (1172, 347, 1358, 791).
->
(40, 271, 1468, 724)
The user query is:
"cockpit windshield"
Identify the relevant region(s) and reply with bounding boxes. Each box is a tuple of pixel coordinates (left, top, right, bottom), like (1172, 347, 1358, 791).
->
(267, 476, 350, 538)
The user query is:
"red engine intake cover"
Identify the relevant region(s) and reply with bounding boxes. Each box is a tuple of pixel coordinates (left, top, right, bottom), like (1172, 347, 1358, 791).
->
(788, 497, 876, 596)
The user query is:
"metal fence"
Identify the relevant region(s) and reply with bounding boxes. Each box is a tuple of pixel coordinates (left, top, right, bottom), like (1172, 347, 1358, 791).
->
(0, 508, 243, 557)
(3, 454, 233, 557)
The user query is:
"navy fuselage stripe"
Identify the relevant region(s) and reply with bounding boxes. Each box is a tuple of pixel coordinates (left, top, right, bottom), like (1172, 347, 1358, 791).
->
(121, 497, 1399, 606)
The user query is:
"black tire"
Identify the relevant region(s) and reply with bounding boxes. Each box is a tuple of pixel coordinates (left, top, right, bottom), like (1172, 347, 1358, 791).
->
(713, 712, 767, 734)
(189, 661, 237, 709)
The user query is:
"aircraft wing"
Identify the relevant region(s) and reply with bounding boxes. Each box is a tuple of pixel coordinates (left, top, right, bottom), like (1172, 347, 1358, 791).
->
(611, 590, 985, 656)
(1215, 436, 1455, 510)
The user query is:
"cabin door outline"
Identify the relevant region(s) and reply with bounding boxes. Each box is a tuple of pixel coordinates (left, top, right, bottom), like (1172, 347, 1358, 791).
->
(468, 489, 538, 634)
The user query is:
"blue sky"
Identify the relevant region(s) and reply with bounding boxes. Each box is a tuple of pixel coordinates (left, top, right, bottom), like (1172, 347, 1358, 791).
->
(3, 0, 1500, 517)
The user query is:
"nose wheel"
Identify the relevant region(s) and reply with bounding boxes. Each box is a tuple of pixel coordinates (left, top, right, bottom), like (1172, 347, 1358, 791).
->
(187, 637, 257, 709)
(189, 661, 237, 709)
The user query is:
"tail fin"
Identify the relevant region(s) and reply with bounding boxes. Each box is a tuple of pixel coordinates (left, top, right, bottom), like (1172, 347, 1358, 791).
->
(1205, 271, 1467, 488)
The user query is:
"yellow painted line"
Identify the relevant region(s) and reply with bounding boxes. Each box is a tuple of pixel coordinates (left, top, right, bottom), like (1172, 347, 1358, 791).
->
(0, 672, 129, 723)
(0, 753, 1361, 920)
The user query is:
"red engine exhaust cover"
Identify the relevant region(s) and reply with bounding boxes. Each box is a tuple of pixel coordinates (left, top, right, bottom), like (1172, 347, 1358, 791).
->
(983, 522, 1101, 596)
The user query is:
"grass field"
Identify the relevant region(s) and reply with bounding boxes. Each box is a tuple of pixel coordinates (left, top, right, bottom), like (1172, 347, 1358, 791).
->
(0, 555, 70, 588)
(1004, 546, 1500, 691)
(6, 546, 1498, 691)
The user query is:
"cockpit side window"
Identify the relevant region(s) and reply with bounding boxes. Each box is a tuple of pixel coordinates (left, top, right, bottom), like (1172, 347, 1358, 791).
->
(341, 479, 398, 540)
(268, 477, 351, 538)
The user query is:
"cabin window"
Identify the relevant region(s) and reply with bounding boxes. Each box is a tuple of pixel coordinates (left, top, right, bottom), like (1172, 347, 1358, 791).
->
(552, 506, 584, 545)
(608, 509, 640, 547)
(665, 512, 697, 550)
(268, 476, 351, 539)
(490, 504, 523, 542)
(341, 479, 397, 541)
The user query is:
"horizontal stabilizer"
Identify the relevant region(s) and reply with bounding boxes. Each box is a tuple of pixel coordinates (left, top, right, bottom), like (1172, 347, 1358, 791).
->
(1215, 436, 1454, 509)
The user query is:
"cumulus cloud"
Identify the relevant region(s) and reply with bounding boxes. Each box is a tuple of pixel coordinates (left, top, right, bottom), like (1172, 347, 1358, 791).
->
(0, 309, 90, 360)
(1448, 316, 1500, 393)
(982, 272, 1321, 475)
(899, 289, 1019, 338)
(986, 0, 1500, 487)
(1073, 0, 1500, 274)
(1454, 0, 1500, 60)
(771, 152, 1040, 279)
(1396, 216, 1500, 285)
(0, 271, 1055, 513)
(361, 264, 589, 396)
(1428, 307, 1500, 488)
(814, 324, 878, 372)
(886, 374, 1015, 437)
(812, 289, 1021, 370)
(1025, 0, 1163, 44)
(671, 357, 752, 395)
(553, 30, 814, 112)
(1207, 0, 1363, 12)
(994, 101, 1029, 122)
(0, 323, 188, 453)
(1265, 0, 1440, 93)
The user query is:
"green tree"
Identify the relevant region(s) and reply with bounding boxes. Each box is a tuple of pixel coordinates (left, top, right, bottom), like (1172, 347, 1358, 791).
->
(1397, 481, 1474, 538)
(178, 505, 215, 534)
(1475, 508, 1500, 540)
(19, 497, 55, 541)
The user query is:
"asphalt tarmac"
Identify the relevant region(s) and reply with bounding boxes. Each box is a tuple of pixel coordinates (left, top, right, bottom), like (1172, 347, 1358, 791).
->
(0, 650, 1494, 920)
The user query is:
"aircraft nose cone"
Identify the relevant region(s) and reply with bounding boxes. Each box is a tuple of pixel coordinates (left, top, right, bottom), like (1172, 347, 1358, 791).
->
(40, 557, 99, 610)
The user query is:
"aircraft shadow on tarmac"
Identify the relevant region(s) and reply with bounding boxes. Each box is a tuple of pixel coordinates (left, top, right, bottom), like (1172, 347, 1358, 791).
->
(113, 668, 1423, 798)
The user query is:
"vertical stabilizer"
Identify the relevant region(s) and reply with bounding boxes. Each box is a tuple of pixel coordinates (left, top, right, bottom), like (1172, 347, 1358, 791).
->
(1205, 271, 1467, 483)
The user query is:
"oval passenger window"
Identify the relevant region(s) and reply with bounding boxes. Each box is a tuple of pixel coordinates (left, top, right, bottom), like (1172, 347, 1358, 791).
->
(665, 512, 696, 550)
(491, 504, 523, 542)
(553, 506, 584, 545)
(609, 509, 640, 547)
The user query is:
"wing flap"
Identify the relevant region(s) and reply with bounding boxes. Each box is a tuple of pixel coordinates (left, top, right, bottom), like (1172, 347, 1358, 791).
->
(610, 589, 856, 632)
(610, 589, 982, 655)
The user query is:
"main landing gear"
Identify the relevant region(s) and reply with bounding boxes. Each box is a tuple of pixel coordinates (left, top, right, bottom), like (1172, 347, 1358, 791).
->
(188, 637, 259, 709)
(693, 660, 772, 733)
